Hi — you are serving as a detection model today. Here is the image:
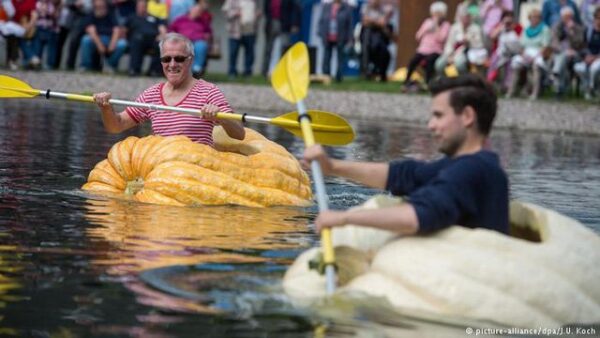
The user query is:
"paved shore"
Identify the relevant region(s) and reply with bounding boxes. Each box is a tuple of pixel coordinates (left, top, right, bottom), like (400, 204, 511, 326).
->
(3, 70, 599, 135)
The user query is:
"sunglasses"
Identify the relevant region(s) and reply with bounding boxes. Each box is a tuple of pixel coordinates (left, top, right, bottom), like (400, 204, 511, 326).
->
(160, 55, 191, 63)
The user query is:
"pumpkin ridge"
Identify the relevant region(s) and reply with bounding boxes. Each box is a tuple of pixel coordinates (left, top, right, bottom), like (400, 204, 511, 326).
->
(147, 161, 300, 207)
(83, 128, 312, 207)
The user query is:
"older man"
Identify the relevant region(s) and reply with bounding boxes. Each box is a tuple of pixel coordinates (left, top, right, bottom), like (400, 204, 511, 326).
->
(551, 6, 585, 96)
(93, 32, 245, 145)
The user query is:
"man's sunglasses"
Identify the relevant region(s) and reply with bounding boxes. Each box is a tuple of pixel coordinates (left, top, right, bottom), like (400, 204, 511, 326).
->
(160, 55, 191, 63)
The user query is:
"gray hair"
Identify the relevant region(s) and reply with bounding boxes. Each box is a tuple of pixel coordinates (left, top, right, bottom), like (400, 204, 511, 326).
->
(560, 6, 574, 17)
(430, 1, 447, 16)
(159, 32, 195, 56)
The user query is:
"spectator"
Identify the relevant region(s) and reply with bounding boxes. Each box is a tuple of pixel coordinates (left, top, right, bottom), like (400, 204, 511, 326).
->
(487, 10, 522, 91)
(480, 0, 513, 37)
(360, 0, 392, 81)
(455, 0, 481, 24)
(112, 0, 135, 24)
(146, 0, 167, 20)
(261, 0, 300, 77)
(542, 0, 580, 27)
(550, 6, 585, 96)
(317, 0, 353, 82)
(1, 0, 25, 70)
(580, 0, 600, 29)
(79, 0, 127, 72)
(435, 9, 487, 77)
(125, 0, 166, 76)
(63, 0, 93, 70)
(574, 7, 600, 100)
(167, 0, 193, 23)
(506, 8, 552, 99)
(12, 0, 38, 68)
(222, 0, 260, 78)
(403, 1, 449, 90)
(169, 2, 212, 78)
(32, 0, 60, 69)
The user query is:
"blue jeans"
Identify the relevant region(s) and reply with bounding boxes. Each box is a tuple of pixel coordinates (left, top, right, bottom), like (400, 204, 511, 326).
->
(32, 28, 58, 68)
(192, 40, 208, 74)
(228, 34, 256, 76)
(80, 34, 127, 70)
(322, 40, 346, 81)
(18, 37, 35, 65)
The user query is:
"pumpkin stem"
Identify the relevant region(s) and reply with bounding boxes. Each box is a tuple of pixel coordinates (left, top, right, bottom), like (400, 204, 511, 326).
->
(125, 177, 144, 195)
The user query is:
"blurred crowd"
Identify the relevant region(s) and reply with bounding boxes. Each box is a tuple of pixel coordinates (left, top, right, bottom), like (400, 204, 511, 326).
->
(0, 0, 219, 77)
(1, 0, 599, 100)
(403, 0, 600, 101)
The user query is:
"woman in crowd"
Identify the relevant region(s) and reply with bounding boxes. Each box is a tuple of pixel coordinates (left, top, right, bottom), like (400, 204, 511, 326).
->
(506, 8, 552, 99)
(169, 1, 212, 78)
(402, 1, 449, 91)
(486, 10, 522, 91)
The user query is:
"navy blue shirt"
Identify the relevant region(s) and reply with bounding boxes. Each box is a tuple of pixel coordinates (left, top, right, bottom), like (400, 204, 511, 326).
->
(84, 12, 119, 37)
(385, 150, 509, 234)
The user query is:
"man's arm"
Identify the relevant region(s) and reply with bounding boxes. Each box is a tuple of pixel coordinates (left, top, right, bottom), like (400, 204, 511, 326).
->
(93, 92, 138, 133)
(198, 103, 245, 140)
(303, 145, 389, 190)
(219, 119, 245, 140)
(108, 26, 120, 53)
(86, 25, 107, 54)
(314, 204, 419, 235)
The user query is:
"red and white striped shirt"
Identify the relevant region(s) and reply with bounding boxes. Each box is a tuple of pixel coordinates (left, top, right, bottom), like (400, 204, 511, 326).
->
(125, 80, 233, 146)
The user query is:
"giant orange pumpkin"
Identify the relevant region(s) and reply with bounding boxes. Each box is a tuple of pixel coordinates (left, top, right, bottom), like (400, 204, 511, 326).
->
(82, 127, 312, 207)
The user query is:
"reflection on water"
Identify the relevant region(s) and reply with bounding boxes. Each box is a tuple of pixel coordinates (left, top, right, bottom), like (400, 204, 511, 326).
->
(84, 197, 310, 274)
(0, 100, 599, 336)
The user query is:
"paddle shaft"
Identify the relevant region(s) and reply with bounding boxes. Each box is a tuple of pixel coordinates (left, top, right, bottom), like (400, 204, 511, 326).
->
(18, 87, 283, 124)
(297, 99, 336, 295)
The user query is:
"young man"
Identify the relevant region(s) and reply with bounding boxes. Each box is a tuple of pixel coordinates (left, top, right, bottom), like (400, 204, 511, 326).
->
(93, 33, 245, 145)
(303, 74, 509, 235)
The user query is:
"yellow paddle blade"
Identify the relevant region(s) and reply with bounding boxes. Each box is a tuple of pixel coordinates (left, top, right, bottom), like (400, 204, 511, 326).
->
(271, 110, 354, 146)
(271, 42, 309, 104)
(0, 75, 39, 98)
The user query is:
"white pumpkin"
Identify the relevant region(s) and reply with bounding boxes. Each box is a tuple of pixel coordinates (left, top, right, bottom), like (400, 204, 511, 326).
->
(283, 195, 600, 328)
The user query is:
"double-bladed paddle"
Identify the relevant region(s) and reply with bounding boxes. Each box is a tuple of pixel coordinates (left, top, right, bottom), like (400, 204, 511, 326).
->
(272, 43, 338, 294)
(0, 75, 354, 146)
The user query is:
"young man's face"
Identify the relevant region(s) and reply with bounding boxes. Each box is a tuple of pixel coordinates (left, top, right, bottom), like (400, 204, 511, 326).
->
(428, 91, 468, 157)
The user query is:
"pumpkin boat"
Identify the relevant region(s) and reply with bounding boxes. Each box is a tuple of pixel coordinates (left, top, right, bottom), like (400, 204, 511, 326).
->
(283, 195, 600, 328)
(82, 127, 312, 207)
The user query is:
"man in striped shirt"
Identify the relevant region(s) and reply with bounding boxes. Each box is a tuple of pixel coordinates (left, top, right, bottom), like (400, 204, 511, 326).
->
(92, 32, 245, 145)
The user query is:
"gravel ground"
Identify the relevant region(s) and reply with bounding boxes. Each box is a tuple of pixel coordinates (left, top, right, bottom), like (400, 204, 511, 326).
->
(3, 70, 599, 135)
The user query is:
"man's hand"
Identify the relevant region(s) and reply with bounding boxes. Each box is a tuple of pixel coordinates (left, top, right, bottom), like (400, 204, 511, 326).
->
(200, 103, 220, 121)
(93, 92, 112, 108)
(585, 55, 596, 64)
(302, 145, 335, 175)
(314, 210, 348, 232)
(97, 44, 107, 55)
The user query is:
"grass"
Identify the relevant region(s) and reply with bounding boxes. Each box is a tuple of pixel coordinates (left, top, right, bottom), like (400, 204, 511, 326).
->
(202, 73, 403, 94)
(202, 72, 600, 104)
(47, 69, 596, 104)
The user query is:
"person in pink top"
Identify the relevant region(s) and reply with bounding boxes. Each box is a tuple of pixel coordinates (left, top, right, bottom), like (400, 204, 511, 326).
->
(403, 1, 450, 91)
(480, 0, 513, 37)
(92, 33, 245, 145)
(168, 1, 212, 78)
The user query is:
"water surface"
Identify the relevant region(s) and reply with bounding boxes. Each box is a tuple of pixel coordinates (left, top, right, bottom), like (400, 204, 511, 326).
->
(0, 100, 599, 337)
